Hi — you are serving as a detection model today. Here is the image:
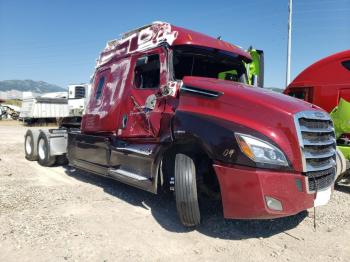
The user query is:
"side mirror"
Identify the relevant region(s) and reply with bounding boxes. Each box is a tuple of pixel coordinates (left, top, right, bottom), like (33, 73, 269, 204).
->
(256, 50, 264, 88)
(251, 75, 258, 87)
(247, 48, 264, 88)
(160, 81, 181, 97)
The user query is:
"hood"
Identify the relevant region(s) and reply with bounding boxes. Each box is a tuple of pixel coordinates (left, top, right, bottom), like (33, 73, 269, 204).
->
(178, 76, 324, 172)
(182, 76, 319, 114)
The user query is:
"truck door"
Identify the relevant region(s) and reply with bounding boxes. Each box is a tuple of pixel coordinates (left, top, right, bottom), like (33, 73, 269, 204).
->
(119, 47, 167, 138)
(106, 48, 167, 188)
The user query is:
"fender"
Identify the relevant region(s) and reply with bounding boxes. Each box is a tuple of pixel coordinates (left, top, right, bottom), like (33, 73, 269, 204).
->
(172, 110, 244, 165)
(172, 110, 293, 171)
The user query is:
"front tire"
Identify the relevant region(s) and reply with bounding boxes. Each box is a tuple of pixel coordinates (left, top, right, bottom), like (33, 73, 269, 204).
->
(37, 132, 56, 167)
(174, 153, 201, 227)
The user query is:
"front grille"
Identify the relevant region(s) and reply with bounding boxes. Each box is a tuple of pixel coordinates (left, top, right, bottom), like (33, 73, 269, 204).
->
(298, 118, 332, 130)
(294, 111, 336, 193)
(306, 167, 336, 192)
(75, 86, 86, 99)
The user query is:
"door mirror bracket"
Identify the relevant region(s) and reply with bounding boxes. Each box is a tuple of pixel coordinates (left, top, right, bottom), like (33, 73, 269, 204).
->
(160, 80, 182, 97)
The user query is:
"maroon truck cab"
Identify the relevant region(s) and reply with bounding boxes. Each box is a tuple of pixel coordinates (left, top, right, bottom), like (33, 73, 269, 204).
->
(284, 50, 350, 113)
(64, 22, 336, 226)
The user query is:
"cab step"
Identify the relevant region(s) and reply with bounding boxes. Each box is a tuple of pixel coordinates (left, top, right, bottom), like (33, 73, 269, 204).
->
(107, 168, 149, 181)
(107, 168, 154, 192)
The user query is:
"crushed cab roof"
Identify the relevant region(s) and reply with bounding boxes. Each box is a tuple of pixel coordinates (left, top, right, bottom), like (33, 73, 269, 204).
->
(96, 21, 251, 67)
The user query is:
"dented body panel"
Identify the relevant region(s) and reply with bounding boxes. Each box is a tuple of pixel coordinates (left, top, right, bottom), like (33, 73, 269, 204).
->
(82, 57, 132, 133)
(97, 22, 251, 68)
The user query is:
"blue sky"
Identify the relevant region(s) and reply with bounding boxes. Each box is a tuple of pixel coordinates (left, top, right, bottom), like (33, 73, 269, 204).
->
(0, 0, 349, 89)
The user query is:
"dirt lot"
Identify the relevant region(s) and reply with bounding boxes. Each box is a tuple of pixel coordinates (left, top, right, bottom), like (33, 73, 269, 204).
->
(0, 120, 349, 262)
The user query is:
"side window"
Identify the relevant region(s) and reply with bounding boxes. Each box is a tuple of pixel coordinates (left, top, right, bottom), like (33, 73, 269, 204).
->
(134, 54, 160, 89)
(342, 60, 350, 71)
(287, 87, 312, 102)
(288, 90, 306, 100)
(95, 76, 105, 100)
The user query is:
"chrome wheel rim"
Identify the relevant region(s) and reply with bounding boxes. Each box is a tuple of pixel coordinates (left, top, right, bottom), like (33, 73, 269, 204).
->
(38, 138, 46, 160)
(25, 136, 32, 155)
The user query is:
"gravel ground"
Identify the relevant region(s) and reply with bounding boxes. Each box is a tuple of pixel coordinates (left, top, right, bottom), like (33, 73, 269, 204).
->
(0, 120, 349, 262)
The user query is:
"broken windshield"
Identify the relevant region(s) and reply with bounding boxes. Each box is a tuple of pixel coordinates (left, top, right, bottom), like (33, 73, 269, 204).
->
(172, 45, 248, 83)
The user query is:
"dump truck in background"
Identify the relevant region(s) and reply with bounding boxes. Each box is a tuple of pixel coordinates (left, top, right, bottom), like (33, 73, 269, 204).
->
(20, 84, 90, 125)
(284, 50, 350, 181)
(20, 92, 69, 124)
(24, 22, 338, 227)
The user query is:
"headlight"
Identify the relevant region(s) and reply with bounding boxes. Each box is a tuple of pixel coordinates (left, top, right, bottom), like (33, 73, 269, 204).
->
(235, 133, 288, 166)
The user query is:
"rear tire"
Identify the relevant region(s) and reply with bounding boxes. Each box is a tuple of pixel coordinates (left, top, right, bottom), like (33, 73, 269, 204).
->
(37, 132, 56, 167)
(174, 153, 201, 227)
(24, 129, 39, 161)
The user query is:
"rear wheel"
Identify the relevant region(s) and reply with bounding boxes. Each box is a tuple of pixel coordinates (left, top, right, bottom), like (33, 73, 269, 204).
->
(37, 132, 56, 167)
(174, 153, 201, 227)
(24, 129, 39, 161)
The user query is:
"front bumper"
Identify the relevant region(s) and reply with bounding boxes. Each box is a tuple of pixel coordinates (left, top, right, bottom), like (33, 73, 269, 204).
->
(213, 163, 318, 219)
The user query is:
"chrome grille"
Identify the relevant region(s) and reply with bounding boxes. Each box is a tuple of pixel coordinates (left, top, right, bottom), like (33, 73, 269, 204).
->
(306, 167, 336, 192)
(294, 111, 336, 193)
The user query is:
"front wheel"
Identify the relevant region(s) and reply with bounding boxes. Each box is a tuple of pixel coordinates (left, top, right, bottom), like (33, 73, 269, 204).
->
(174, 153, 201, 227)
(37, 132, 56, 167)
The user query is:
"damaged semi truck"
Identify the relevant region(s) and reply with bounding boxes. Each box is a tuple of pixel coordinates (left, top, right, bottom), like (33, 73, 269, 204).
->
(24, 22, 337, 226)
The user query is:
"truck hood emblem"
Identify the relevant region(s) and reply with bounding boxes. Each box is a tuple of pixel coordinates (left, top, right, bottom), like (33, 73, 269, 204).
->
(314, 112, 325, 118)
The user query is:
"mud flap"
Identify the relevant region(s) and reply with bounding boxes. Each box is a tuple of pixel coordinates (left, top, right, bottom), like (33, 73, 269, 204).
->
(314, 187, 332, 207)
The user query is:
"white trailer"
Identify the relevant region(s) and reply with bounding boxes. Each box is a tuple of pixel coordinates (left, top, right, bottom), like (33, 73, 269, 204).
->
(20, 92, 69, 122)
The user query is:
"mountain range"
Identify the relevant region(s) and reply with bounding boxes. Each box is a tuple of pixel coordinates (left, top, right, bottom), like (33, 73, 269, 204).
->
(0, 80, 66, 93)
(0, 79, 283, 94)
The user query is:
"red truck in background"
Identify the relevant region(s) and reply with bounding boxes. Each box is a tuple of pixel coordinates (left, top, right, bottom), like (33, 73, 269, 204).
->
(24, 22, 337, 227)
(284, 50, 350, 113)
(284, 50, 350, 178)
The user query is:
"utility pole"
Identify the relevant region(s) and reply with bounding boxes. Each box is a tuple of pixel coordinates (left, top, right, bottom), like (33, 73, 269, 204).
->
(286, 0, 293, 87)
